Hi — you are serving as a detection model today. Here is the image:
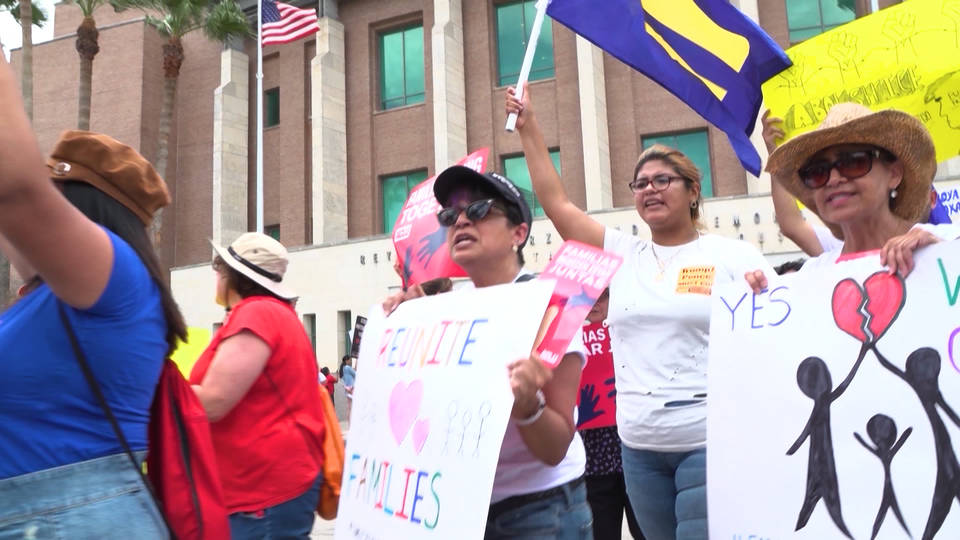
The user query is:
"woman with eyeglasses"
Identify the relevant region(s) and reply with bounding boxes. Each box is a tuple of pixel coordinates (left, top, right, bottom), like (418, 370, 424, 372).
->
(745, 102, 960, 294)
(387, 165, 594, 539)
(506, 84, 772, 540)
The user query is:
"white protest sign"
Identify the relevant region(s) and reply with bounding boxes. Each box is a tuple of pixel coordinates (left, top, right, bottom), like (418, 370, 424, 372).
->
(335, 279, 555, 540)
(708, 240, 960, 540)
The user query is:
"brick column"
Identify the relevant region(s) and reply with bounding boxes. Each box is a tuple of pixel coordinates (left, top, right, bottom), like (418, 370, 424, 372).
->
(575, 36, 613, 211)
(212, 47, 249, 246)
(311, 16, 349, 243)
(431, 0, 468, 171)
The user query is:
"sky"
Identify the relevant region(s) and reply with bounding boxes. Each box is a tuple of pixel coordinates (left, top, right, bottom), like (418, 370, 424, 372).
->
(1, 0, 58, 60)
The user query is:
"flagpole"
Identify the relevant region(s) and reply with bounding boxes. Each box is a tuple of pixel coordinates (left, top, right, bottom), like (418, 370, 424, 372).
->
(505, 0, 549, 132)
(256, 0, 265, 233)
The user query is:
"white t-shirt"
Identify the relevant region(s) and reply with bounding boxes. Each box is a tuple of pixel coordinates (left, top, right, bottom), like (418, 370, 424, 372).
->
(485, 271, 588, 503)
(801, 223, 960, 272)
(603, 229, 774, 451)
(813, 225, 844, 253)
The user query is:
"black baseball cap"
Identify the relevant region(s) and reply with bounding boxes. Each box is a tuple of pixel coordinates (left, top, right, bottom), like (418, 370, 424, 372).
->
(433, 166, 534, 244)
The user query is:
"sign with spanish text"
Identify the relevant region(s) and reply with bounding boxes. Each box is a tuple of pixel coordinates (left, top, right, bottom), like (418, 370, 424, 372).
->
(392, 149, 490, 289)
(335, 279, 555, 540)
(708, 240, 960, 539)
(535, 241, 622, 367)
(576, 320, 616, 430)
(762, 0, 960, 163)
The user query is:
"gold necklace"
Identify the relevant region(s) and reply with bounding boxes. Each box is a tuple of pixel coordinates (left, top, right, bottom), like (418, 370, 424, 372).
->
(649, 234, 700, 281)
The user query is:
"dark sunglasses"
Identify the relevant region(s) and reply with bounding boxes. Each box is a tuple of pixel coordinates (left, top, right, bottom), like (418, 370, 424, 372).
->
(436, 198, 505, 227)
(797, 149, 887, 189)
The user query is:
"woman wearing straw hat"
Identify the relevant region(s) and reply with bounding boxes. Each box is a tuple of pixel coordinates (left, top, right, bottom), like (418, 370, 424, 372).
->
(745, 102, 960, 292)
(190, 233, 325, 539)
(506, 83, 773, 540)
(0, 56, 183, 536)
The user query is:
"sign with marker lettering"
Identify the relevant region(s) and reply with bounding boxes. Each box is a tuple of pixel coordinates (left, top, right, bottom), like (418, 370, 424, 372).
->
(535, 241, 622, 367)
(708, 240, 960, 539)
(335, 279, 555, 540)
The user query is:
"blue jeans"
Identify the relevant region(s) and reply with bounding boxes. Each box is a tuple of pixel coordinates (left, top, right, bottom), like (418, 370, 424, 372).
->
(484, 478, 593, 540)
(0, 452, 167, 540)
(228, 475, 321, 540)
(621, 446, 707, 540)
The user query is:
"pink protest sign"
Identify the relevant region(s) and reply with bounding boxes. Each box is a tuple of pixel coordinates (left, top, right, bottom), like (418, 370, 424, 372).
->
(577, 321, 616, 430)
(534, 241, 623, 367)
(391, 149, 490, 289)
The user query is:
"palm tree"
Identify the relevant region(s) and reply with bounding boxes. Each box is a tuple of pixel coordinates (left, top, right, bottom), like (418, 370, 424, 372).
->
(70, 0, 109, 130)
(0, 0, 46, 120)
(112, 0, 249, 245)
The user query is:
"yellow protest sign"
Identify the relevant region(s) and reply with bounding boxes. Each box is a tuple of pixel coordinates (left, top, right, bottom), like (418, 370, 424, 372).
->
(762, 0, 960, 163)
(170, 327, 212, 376)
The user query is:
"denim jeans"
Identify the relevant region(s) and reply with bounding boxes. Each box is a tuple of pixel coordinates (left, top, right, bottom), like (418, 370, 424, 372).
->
(0, 452, 167, 540)
(228, 474, 321, 540)
(484, 478, 594, 540)
(620, 446, 707, 540)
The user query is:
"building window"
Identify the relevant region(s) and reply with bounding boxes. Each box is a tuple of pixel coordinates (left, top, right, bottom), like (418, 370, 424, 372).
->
(338, 310, 352, 360)
(786, 0, 855, 43)
(382, 169, 429, 233)
(641, 131, 714, 198)
(264, 224, 280, 240)
(265, 87, 280, 127)
(496, 0, 555, 87)
(502, 150, 560, 218)
(302, 314, 317, 351)
(379, 25, 425, 110)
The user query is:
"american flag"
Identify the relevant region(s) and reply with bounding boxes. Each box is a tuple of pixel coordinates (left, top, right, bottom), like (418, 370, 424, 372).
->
(261, 0, 319, 46)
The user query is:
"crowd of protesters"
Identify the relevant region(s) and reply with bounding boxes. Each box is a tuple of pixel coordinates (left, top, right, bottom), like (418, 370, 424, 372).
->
(1, 31, 959, 539)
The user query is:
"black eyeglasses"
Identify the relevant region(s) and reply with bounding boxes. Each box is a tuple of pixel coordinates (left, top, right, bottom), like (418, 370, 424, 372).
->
(436, 198, 505, 227)
(629, 175, 685, 193)
(797, 149, 888, 189)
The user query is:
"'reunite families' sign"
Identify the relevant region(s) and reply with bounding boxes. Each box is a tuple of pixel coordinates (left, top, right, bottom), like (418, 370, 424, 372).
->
(708, 240, 960, 539)
(335, 279, 555, 540)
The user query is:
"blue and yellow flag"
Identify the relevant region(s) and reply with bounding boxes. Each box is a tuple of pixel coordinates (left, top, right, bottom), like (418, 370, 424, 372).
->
(546, 0, 790, 176)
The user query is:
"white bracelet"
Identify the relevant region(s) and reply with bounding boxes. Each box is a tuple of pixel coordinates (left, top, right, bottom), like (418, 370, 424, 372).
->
(515, 390, 546, 426)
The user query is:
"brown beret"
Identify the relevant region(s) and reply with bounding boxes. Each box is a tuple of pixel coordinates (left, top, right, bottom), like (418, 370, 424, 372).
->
(47, 130, 171, 226)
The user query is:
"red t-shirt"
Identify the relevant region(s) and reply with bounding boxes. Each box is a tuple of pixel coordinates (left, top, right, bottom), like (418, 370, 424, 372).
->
(190, 296, 325, 513)
(323, 374, 336, 397)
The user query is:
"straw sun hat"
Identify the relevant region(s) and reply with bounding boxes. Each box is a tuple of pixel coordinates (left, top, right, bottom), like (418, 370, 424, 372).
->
(766, 102, 936, 229)
(211, 232, 296, 300)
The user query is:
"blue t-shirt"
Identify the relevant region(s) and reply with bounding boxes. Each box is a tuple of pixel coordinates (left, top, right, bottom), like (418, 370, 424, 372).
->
(0, 230, 167, 478)
(341, 364, 356, 387)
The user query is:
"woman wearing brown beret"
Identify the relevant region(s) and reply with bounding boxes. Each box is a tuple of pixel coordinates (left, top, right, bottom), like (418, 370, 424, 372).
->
(0, 55, 184, 537)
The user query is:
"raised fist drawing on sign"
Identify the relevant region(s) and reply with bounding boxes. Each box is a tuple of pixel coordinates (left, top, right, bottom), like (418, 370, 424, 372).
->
(881, 11, 918, 62)
(827, 32, 860, 83)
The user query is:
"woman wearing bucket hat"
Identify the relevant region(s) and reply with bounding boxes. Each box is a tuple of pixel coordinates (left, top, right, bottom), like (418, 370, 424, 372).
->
(391, 165, 594, 538)
(190, 233, 325, 539)
(507, 83, 773, 540)
(745, 103, 960, 293)
(0, 57, 183, 536)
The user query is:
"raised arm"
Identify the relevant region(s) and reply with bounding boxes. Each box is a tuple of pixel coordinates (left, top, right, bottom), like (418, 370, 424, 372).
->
(0, 54, 112, 308)
(891, 426, 913, 454)
(507, 83, 604, 248)
(854, 432, 878, 456)
(787, 417, 813, 456)
(763, 111, 823, 257)
(830, 343, 869, 401)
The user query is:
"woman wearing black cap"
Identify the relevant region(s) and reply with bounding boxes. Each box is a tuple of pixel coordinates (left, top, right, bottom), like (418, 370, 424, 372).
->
(0, 56, 182, 537)
(413, 165, 594, 538)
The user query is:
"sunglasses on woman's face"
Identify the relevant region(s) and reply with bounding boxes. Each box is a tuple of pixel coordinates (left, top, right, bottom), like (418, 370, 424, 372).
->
(436, 198, 505, 227)
(797, 149, 885, 189)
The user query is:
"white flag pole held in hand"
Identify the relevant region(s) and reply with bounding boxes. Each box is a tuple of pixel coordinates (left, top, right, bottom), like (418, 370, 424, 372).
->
(505, 0, 550, 132)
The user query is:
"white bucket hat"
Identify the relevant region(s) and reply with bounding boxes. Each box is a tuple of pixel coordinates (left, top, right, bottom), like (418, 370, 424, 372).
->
(211, 232, 296, 300)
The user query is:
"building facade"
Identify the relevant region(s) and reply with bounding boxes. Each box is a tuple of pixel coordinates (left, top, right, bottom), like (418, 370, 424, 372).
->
(10, 0, 960, 366)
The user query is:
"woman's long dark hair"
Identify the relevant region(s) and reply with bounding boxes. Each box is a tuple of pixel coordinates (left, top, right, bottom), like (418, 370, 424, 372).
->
(60, 182, 187, 355)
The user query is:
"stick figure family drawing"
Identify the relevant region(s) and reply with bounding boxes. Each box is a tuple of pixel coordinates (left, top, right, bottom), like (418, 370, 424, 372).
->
(790, 271, 960, 539)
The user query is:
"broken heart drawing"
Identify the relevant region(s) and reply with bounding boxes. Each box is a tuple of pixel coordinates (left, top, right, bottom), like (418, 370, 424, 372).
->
(831, 271, 906, 345)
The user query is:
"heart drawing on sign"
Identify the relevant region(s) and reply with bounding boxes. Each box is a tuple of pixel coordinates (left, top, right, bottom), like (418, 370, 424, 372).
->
(830, 271, 906, 344)
(389, 380, 424, 446)
(412, 419, 430, 455)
